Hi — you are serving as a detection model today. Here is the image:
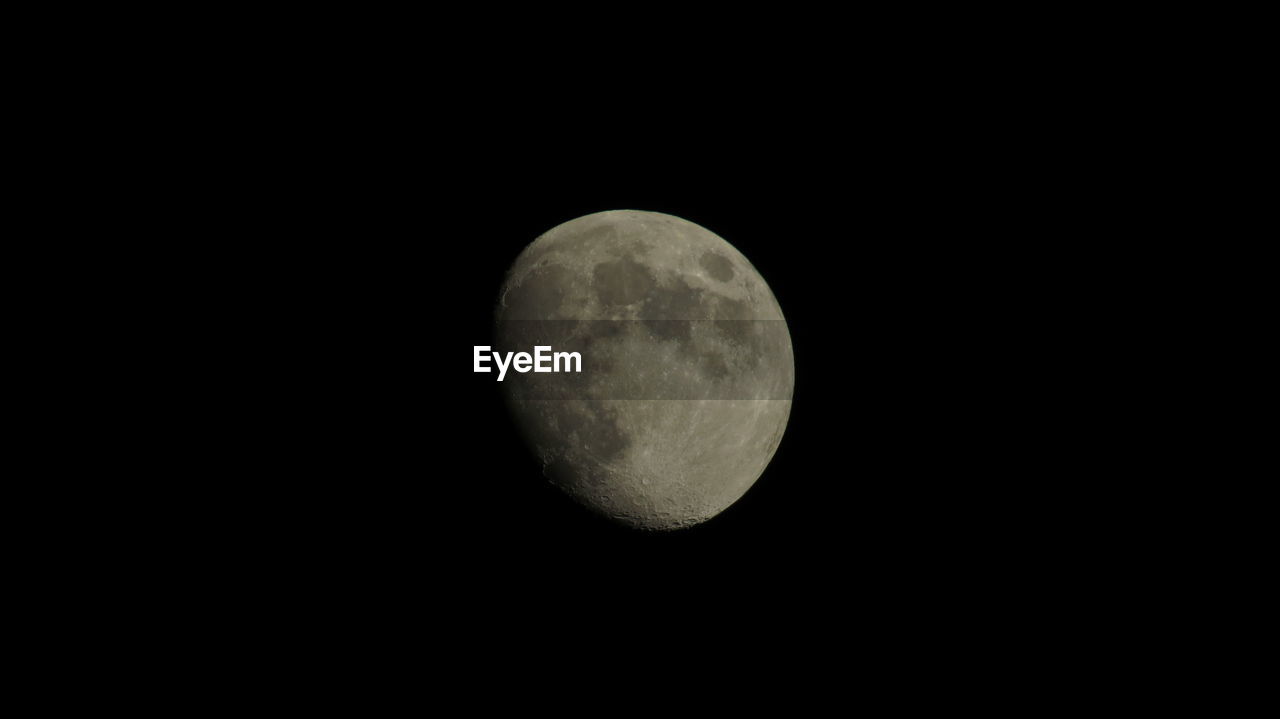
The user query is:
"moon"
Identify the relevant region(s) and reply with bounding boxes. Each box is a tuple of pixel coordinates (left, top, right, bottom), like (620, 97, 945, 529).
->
(495, 210, 793, 530)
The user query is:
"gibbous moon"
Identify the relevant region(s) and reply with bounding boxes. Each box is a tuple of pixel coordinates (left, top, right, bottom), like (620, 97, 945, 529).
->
(496, 210, 794, 530)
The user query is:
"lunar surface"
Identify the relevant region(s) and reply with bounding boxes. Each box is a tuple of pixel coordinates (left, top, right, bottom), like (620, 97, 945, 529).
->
(496, 210, 793, 530)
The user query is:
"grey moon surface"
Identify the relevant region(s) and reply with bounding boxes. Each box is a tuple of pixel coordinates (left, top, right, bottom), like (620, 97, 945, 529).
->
(496, 210, 794, 530)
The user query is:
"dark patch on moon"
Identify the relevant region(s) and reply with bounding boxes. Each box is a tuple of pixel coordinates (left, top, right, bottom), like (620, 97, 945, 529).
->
(714, 319, 755, 347)
(709, 296, 763, 361)
(699, 251, 736, 282)
(701, 352, 730, 380)
(527, 401, 632, 488)
(593, 257, 656, 307)
(578, 403, 630, 466)
(549, 402, 587, 436)
(711, 295, 752, 320)
(582, 320, 625, 342)
(638, 277, 724, 341)
(518, 401, 633, 487)
(641, 276, 705, 320)
(556, 402, 629, 464)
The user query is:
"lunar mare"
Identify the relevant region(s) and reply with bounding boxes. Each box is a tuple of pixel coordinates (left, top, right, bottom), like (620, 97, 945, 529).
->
(496, 210, 794, 530)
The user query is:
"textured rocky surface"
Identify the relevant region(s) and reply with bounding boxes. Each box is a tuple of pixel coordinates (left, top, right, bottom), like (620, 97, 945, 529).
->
(496, 210, 794, 530)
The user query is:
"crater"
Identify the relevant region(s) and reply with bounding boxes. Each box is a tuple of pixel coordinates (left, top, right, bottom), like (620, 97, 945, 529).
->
(699, 252, 735, 282)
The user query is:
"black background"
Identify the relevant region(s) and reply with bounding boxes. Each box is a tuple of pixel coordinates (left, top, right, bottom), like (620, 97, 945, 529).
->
(243, 144, 1012, 621)
(178, 85, 1088, 650)
(45, 15, 1197, 699)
